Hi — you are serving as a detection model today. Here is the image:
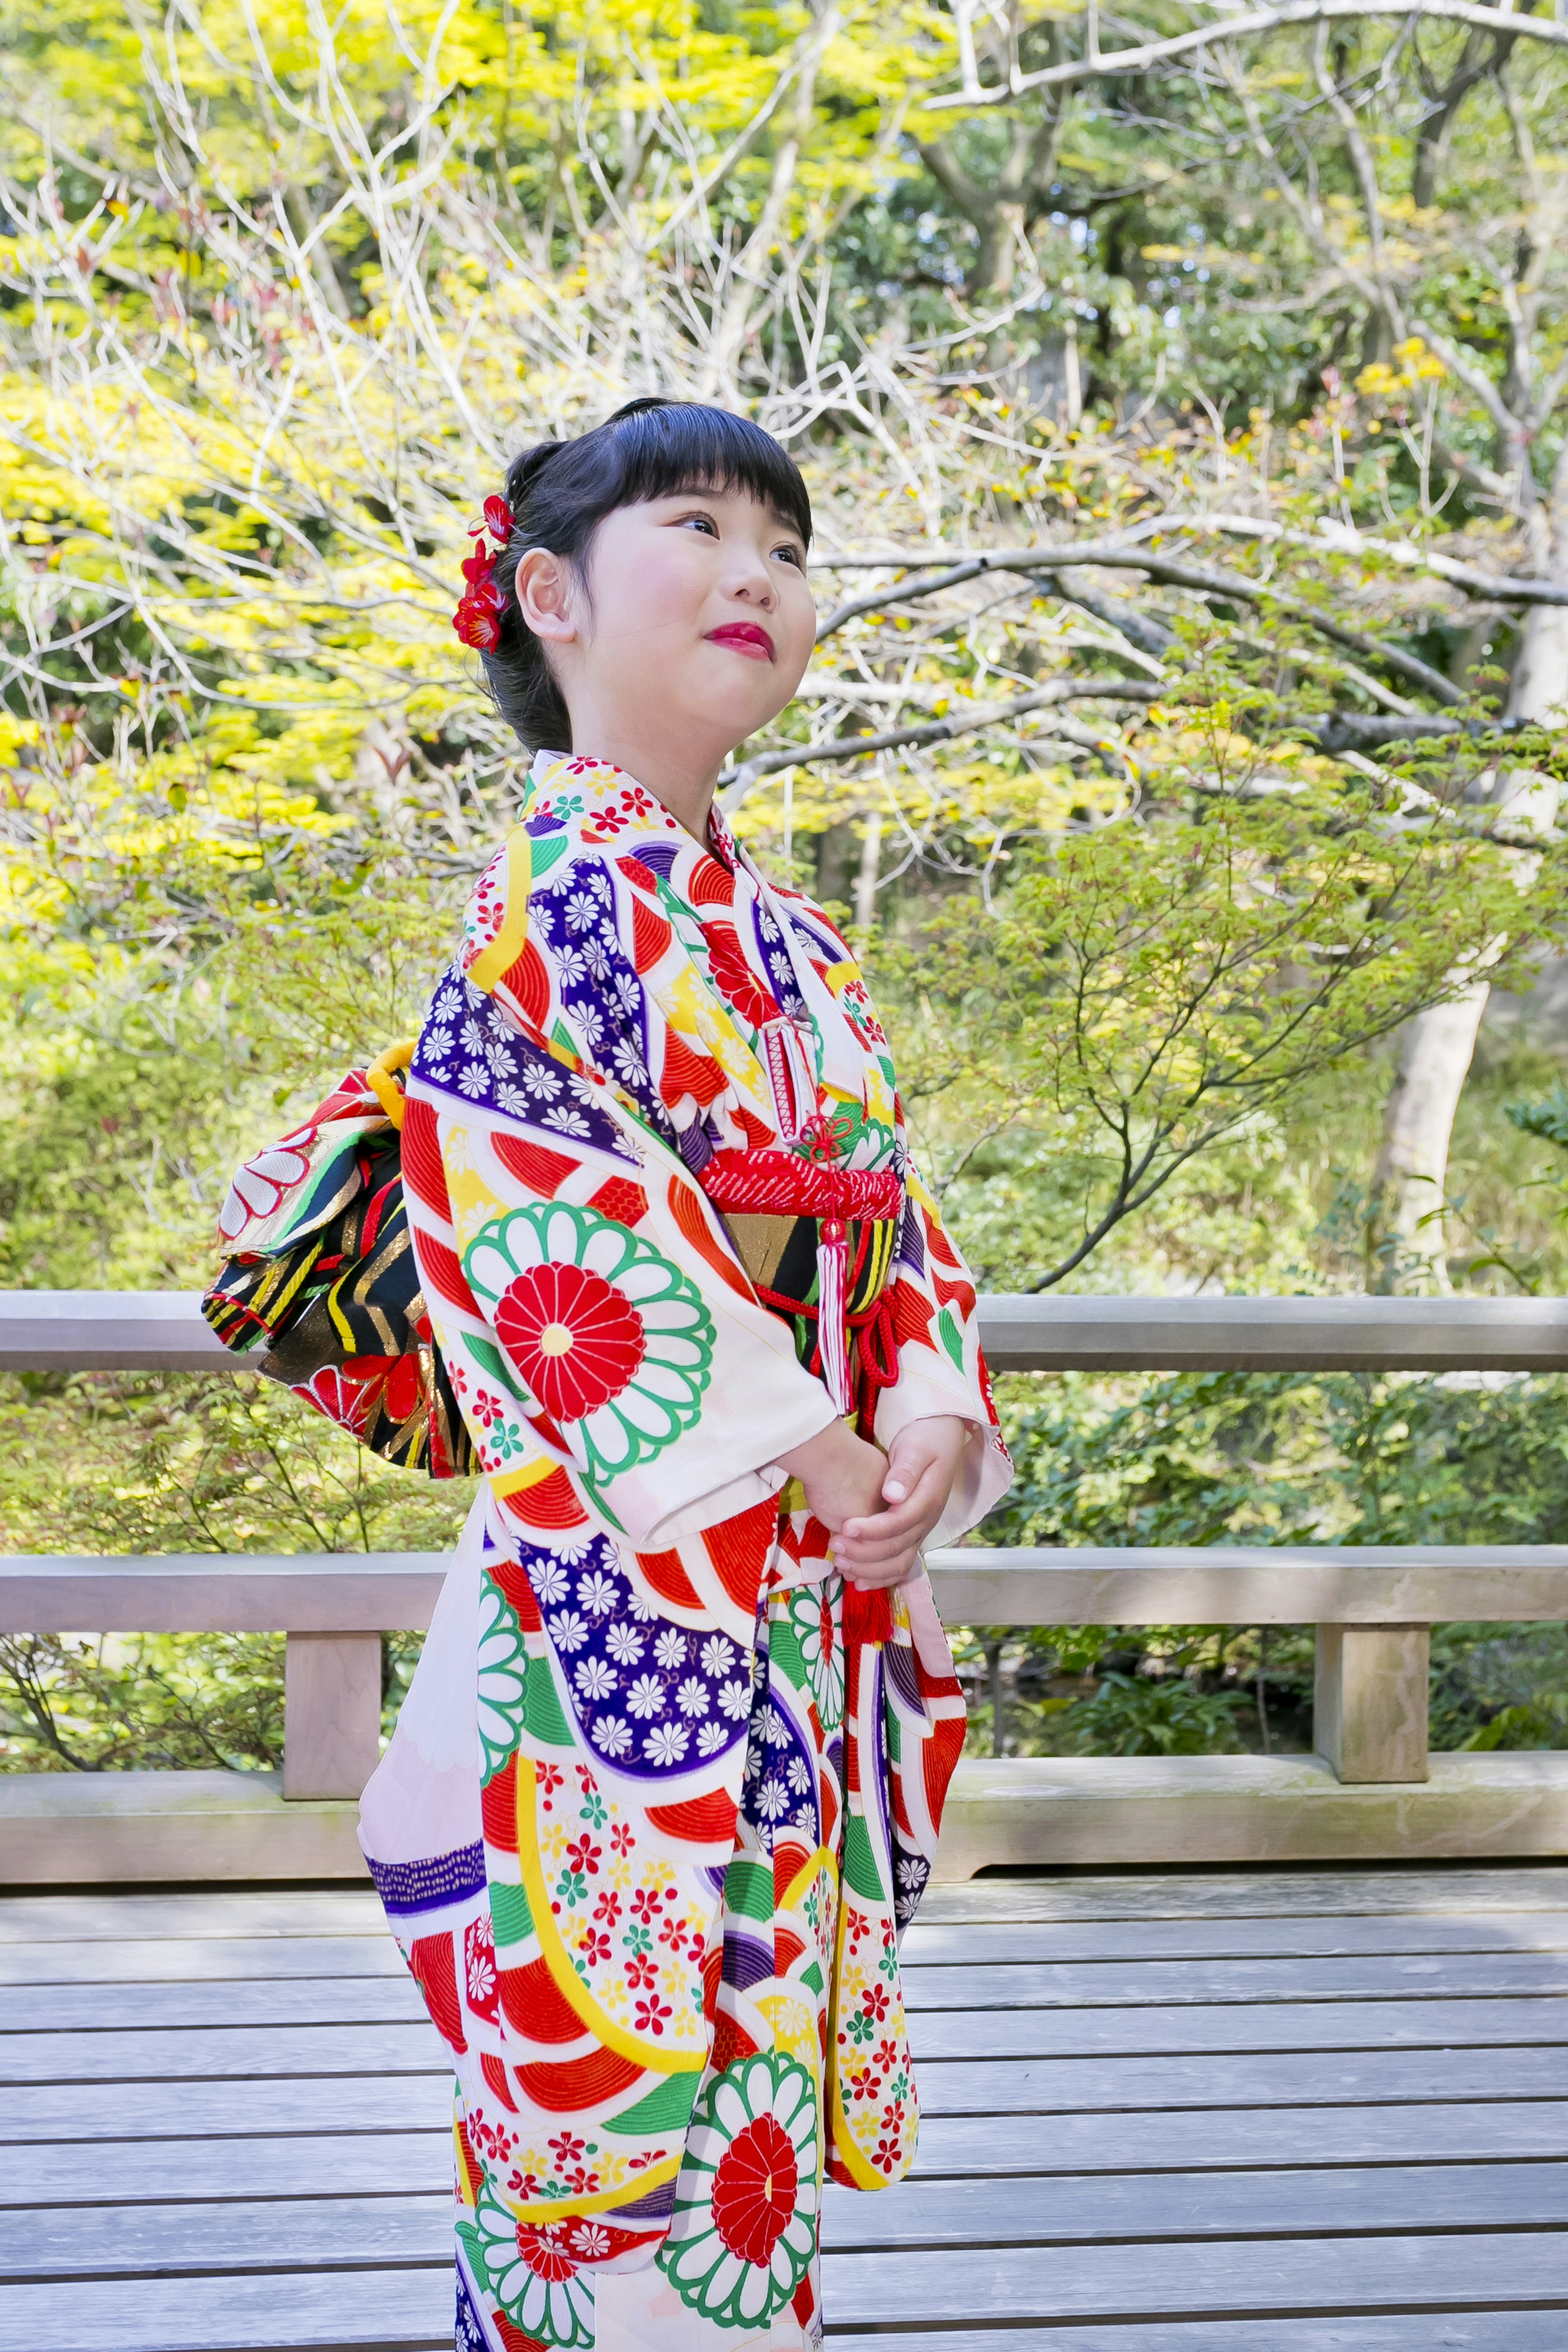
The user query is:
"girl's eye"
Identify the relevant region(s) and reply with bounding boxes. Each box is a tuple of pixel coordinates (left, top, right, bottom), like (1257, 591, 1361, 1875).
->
(771, 544, 803, 568)
(677, 514, 719, 537)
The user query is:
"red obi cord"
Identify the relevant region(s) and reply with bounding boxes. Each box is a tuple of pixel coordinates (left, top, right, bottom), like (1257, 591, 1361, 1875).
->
(700, 1150, 907, 1648)
(699, 1150, 904, 1415)
(699, 1149, 902, 1223)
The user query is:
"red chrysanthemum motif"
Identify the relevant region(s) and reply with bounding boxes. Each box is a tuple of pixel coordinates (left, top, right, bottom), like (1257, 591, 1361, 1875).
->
(709, 2114, 800, 2270)
(292, 1358, 396, 1439)
(512, 2223, 580, 2283)
(494, 1262, 646, 1422)
(699, 918, 780, 1033)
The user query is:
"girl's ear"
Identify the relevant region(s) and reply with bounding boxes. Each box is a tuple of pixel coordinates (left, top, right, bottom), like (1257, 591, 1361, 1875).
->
(514, 547, 578, 643)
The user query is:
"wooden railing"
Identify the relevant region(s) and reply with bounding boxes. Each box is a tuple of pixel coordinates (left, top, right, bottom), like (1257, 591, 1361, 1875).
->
(11, 1284, 1568, 1373)
(6, 1289, 1568, 1824)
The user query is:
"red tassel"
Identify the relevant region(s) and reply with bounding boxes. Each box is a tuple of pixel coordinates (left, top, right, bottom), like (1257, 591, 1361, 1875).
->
(844, 1580, 893, 1646)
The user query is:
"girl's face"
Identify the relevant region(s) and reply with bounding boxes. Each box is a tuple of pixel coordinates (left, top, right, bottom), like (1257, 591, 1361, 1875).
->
(515, 484, 816, 788)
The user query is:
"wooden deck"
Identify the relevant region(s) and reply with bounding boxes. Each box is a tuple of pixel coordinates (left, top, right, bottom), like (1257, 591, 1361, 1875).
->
(7, 1867, 1568, 2350)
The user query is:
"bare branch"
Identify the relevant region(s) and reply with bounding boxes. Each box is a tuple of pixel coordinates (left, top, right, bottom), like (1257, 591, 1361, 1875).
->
(812, 538, 1466, 699)
(1411, 320, 1521, 445)
(815, 527, 1568, 608)
(717, 678, 1164, 809)
(930, 0, 1568, 109)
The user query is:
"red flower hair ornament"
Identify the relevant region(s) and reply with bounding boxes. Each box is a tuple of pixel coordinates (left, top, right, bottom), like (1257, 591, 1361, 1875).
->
(452, 494, 515, 653)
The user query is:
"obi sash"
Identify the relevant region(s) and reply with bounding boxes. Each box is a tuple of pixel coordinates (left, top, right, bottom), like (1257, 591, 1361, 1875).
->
(699, 1149, 904, 1423)
(700, 1149, 906, 1645)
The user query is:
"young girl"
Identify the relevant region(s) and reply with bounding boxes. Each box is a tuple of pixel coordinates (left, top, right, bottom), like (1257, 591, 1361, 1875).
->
(357, 398, 1011, 2352)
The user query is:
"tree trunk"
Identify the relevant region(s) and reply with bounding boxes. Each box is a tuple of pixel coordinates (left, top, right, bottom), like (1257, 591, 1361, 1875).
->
(854, 808, 882, 932)
(1372, 984, 1492, 1287)
(1371, 593, 1568, 1282)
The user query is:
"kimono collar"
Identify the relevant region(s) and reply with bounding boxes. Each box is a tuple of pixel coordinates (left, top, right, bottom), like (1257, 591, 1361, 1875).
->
(524, 748, 739, 872)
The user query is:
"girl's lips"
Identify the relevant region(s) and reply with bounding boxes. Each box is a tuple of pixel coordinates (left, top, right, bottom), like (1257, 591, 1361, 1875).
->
(705, 622, 775, 662)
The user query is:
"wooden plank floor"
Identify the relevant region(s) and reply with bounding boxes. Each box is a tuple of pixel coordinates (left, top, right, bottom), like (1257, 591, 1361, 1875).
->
(7, 1869, 1568, 2350)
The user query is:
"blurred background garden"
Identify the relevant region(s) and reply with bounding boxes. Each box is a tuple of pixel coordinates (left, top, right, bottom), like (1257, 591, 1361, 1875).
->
(5, 0, 1568, 1773)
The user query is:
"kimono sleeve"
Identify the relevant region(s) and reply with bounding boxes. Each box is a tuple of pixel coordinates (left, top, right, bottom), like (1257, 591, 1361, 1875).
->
(402, 980, 837, 1557)
(873, 1160, 1012, 1546)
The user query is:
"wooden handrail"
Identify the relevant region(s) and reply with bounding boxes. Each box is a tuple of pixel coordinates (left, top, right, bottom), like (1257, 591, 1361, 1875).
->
(0, 1290, 231, 1371)
(0, 1553, 449, 1633)
(7, 1543, 1565, 1803)
(976, 1291, 1568, 1372)
(10, 1287, 1568, 1373)
(7, 1545, 1568, 1634)
(926, 1546, 1568, 1626)
(9, 1287, 1568, 1803)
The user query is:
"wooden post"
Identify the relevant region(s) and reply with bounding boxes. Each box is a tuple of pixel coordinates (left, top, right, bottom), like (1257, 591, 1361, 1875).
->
(1314, 1623, 1430, 1784)
(283, 1632, 383, 1800)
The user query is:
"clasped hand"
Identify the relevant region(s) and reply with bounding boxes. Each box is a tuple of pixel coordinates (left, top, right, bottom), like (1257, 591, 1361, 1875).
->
(773, 1415, 968, 1590)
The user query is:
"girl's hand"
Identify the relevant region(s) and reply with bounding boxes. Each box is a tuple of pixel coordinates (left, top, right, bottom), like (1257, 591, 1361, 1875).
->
(773, 1419, 889, 1537)
(830, 1416, 969, 1589)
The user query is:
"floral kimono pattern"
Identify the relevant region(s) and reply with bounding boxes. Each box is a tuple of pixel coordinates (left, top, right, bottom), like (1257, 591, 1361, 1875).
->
(358, 751, 1010, 2351)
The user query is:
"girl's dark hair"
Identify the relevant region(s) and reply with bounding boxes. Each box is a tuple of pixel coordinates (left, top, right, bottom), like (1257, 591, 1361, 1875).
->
(481, 398, 813, 752)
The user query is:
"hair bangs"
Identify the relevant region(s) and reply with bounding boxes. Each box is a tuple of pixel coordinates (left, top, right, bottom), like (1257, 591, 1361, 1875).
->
(599, 401, 812, 548)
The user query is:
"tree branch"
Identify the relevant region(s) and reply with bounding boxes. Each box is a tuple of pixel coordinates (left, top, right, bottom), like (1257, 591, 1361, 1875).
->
(813, 539, 1467, 701)
(1411, 319, 1521, 445)
(929, 0, 1568, 109)
(717, 677, 1163, 808)
(1312, 18, 1406, 342)
(814, 527, 1568, 612)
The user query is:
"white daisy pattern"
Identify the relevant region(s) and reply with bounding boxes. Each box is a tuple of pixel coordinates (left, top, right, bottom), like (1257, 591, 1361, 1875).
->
(574, 1657, 618, 1702)
(645, 1720, 690, 1766)
(626, 1672, 666, 1722)
(530, 1558, 570, 1607)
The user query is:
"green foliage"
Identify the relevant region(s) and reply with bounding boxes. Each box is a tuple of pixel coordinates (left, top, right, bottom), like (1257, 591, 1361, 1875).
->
(989, 1364, 1568, 1555)
(886, 661, 1567, 1290)
(0, 1629, 285, 1773)
(1069, 1672, 1247, 1758)
(950, 1366, 1568, 1762)
(0, 1371, 474, 1559)
(0, 1369, 469, 1771)
(1432, 1626, 1568, 1755)
(1463, 1696, 1568, 1752)
(1506, 1088, 1568, 1153)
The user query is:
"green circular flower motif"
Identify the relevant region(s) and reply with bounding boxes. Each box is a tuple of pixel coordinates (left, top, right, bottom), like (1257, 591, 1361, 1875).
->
(477, 1571, 528, 1784)
(458, 2185, 595, 2348)
(657, 2049, 819, 2332)
(788, 1581, 844, 1731)
(464, 1203, 715, 1490)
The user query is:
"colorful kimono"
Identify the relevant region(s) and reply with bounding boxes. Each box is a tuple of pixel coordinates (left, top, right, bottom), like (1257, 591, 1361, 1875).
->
(357, 751, 1010, 2351)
